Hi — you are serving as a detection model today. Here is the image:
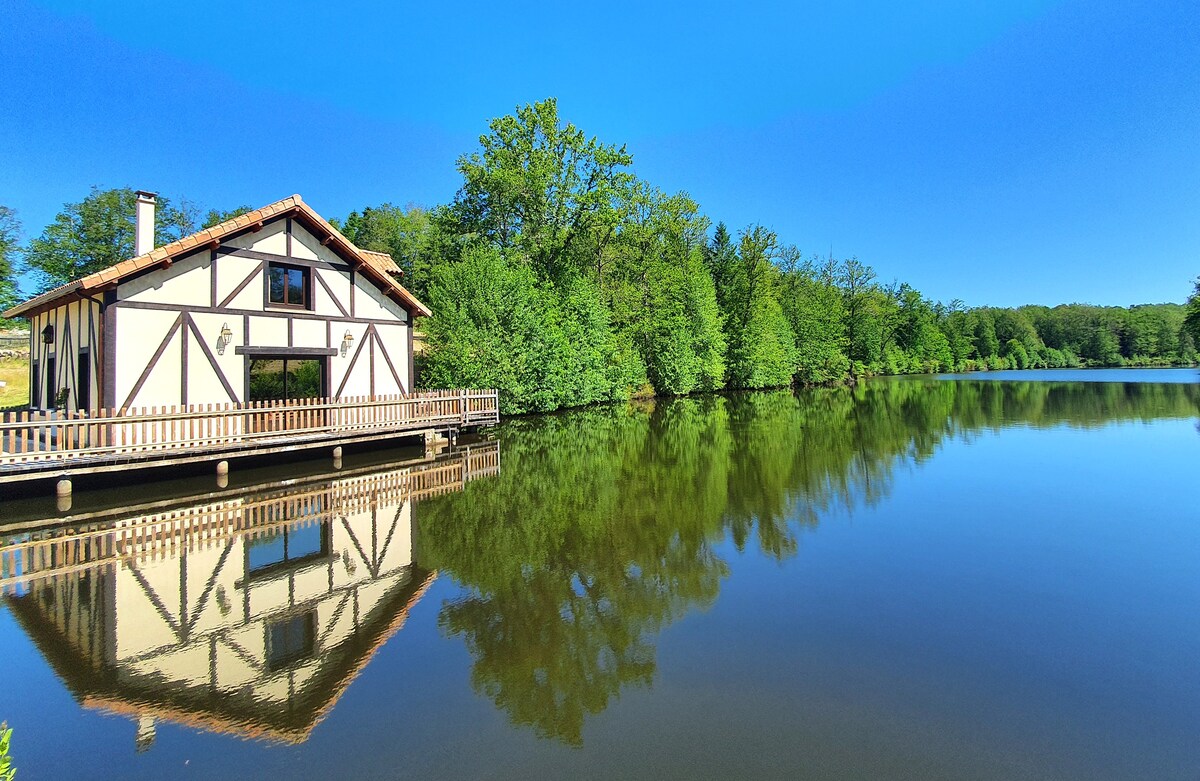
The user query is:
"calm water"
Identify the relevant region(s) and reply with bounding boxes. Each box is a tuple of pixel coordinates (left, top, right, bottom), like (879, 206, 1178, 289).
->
(1, 371, 1199, 780)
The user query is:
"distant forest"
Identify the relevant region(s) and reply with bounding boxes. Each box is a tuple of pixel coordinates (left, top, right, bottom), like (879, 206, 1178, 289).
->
(4, 99, 1200, 414)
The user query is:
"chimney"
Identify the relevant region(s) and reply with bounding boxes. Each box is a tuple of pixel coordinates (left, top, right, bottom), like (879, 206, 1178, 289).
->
(135, 190, 157, 256)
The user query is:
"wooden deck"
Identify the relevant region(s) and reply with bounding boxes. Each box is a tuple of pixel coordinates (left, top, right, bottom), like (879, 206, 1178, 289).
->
(0, 389, 499, 485)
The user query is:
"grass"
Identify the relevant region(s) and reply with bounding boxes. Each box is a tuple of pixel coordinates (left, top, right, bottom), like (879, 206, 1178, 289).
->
(0, 356, 30, 408)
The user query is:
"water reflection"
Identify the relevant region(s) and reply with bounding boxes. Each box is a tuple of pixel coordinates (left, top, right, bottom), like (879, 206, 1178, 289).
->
(0, 444, 500, 748)
(3, 377, 1199, 754)
(416, 378, 1200, 744)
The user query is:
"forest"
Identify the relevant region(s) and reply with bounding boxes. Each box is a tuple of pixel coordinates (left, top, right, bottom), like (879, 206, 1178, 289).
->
(4, 99, 1200, 414)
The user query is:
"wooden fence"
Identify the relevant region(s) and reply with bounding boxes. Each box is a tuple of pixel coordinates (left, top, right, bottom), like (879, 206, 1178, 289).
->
(0, 389, 499, 465)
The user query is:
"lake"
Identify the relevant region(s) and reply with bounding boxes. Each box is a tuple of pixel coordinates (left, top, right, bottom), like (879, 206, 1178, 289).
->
(1, 369, 1198, 780)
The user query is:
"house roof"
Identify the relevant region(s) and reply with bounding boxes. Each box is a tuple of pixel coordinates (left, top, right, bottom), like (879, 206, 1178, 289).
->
(3, 194, 432, 319)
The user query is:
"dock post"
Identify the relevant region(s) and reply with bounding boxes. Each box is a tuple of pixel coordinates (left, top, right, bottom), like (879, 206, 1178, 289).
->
(216, 460, 229, 488)
(332, 446, 343, 470)
(56, 477, 72, 512)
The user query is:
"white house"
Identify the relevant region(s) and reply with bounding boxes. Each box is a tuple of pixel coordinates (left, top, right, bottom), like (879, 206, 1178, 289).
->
(4, 192, 430, 413)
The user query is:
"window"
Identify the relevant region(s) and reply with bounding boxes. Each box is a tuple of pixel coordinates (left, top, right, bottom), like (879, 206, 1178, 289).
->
(248, 358, 324, 402)
(266, 611, 316, 671)
(45, 355, 56, 410)
(77, 348, 91, 411)
(267, 263, 309, 308)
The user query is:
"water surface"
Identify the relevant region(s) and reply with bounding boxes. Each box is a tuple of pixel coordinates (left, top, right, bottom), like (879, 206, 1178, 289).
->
(1, 374, 1198, 780)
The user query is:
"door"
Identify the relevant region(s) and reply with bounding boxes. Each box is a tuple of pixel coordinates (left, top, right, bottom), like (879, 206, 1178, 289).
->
(247, 357, 327, 432)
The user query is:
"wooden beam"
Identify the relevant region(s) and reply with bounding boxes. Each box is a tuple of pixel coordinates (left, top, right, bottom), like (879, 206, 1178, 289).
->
(248, 221, 264, 233)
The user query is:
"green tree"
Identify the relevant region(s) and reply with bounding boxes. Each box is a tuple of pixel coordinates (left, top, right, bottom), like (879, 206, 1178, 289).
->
(609, 187, 725, 394)
(200, 205, 253, 230)
(446, 98, 634, 283)
(0, 207, 22, 319)
(1184, 277, 1200, 350)
(26, 187, 208, 291)
(337, 203, 439, 296)
(779, 254, 849, 384)
(419, 246, 629, 413)
(720, 227, 797, 387)
(838, 257, 884, 371)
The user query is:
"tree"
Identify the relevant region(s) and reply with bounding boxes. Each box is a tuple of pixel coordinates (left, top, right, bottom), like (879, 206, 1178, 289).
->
(779, 254, 849, 384)
(25, 187, 200, 291)
(337, 203, 440, 297)
(609, 187, 725, 395)
(1184, 277, 1200, 350)
(722, 226, 797, 388)
(446, 98, 634, 283)
(838, 257, 884, 371)
(201, 205, 253, 230)
(419, 246, 629, 413)
(0, 207, 21, 318)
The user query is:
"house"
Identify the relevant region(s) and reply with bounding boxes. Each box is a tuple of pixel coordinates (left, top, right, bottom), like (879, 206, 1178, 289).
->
(2, 442, 500, 746)
(3, 192, 430, 413)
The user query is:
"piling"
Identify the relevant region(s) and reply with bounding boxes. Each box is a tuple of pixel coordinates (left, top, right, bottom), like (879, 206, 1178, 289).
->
(55, 477, 72, 512)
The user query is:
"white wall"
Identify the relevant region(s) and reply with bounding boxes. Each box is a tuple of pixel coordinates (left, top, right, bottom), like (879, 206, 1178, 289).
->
(106, 214, 416, 409)
(27, 297, 102, 411)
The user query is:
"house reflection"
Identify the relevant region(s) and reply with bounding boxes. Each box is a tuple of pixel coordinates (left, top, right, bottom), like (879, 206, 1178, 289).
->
(1, 442, 500, 748)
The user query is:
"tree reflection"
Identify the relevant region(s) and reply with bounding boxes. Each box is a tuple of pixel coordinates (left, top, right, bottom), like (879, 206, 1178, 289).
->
(419, 378, 1200, 744)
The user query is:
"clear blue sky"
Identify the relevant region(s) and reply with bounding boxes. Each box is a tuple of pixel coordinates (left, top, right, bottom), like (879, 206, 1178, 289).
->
(2, 0, 1198, 307)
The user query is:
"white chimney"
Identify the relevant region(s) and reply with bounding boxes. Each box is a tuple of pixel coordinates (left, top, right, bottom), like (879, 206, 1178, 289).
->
(135, 190, 157, 256)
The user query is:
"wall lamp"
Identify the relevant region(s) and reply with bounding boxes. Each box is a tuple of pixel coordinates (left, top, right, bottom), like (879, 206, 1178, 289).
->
(217, 322, 233, 355)
(341, 329, 354, 357)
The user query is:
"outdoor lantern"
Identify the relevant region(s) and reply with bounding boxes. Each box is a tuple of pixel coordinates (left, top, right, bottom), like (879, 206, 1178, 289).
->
(342, 329, 354, 356)
(216, 322, 233, 355)
(41, 324, 54, 344)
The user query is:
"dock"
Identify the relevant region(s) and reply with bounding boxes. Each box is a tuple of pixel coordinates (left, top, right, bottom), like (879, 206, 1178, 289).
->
(0, 388, 499, 488)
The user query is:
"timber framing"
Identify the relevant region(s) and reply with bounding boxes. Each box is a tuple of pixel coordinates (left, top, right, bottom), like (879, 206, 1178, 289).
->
(4, 194, 431, 320)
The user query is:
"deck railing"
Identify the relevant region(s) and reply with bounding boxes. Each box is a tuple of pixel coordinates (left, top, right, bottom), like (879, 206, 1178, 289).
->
(0, 389, 499, 465)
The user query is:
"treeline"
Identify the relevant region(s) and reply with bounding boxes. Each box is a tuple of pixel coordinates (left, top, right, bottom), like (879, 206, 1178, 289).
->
(5, 99, 1200, 412)
(335, 100, 1200, 412)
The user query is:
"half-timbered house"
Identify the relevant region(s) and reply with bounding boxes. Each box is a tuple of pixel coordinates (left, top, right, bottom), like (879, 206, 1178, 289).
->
(4, 192, 430, 414)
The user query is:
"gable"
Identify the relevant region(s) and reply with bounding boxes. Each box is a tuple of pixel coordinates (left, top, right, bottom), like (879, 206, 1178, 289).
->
(4, 195, 431, 320)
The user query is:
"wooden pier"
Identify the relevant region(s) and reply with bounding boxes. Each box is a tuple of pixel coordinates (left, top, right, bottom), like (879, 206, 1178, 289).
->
(0, 388, 499, 486)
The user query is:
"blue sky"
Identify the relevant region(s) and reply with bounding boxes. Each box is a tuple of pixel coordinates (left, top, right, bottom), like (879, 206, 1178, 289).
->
(2, 0, 1198, 307)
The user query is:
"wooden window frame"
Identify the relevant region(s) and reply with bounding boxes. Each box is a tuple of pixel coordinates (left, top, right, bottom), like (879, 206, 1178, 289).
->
(77, 347, 91, 412)
(265, 262, 311, 310)
(44, 353, 56, 411)
(30, 359, 40, 409)
(244, 354, 330, 402)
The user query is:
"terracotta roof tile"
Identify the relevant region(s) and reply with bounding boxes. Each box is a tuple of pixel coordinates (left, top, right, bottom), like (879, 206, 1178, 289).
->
(4, 194, 432, 319)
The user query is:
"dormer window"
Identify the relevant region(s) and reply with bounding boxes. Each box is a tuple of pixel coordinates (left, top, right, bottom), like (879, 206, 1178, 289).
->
(267, 262, 310, 309)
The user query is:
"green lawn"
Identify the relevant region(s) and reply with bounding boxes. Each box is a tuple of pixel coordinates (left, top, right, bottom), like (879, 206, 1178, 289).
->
(0, 356, 30, 408)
